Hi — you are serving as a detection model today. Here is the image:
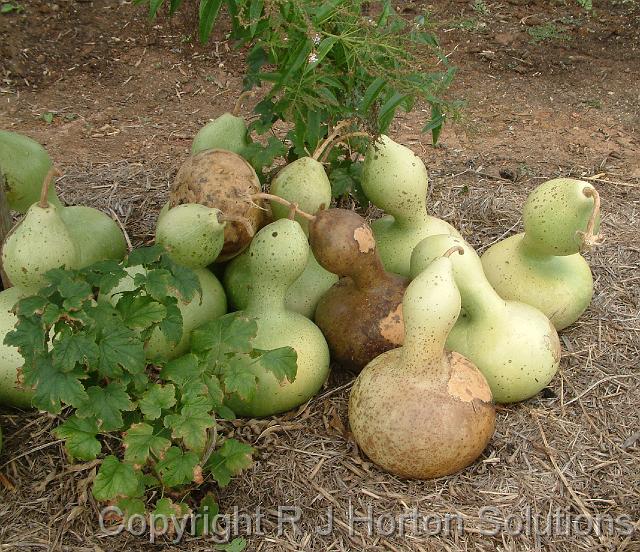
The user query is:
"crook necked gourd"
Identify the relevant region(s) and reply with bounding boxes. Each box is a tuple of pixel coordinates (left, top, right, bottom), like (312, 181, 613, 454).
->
(410, 235, 561, 404)
(361, 135, 460, 277)
(191, 112, 252, 157)
(309, 208, 408, 372)
(349, 250, 495, 479)
(1, 169, 78, 293)
(225, 218, 330, 418)
(481, 178, 602, 330)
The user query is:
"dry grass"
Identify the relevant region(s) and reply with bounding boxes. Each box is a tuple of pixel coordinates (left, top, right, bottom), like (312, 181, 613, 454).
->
(0, 155, 638, 552)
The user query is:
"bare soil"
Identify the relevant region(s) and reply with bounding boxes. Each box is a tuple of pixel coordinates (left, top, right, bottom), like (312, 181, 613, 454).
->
(1, 1, 639, 551)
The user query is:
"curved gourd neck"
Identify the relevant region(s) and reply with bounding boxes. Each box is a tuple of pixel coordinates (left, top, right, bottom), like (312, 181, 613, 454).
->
(457, 275, 506, 320)
(392, 204, 427, 228)
(351, 256, 393, 290)
(520, 232, 554, 258)
(245, 280, 288, 315)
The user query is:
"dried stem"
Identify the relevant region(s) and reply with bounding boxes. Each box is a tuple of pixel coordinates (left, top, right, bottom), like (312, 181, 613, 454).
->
(251, 193, 315, 221)
(312, 120, 353, 160)
(578, 186, 605, 251)
(319, 131, 370, 163)
(232, 90, 254, 116)
(443, 246, 464, 258)
(39, 167, 61, 208)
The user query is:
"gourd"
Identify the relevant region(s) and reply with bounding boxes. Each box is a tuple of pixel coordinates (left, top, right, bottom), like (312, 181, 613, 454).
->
(0, 130, 61, 213)
(0, 286, 33, 408)
(348, 249, 495, 479)
(410, 235, 561, 404)
(105, 266, 227, 361)
(361, 135, 460, 276)
(191, 113, 251, 156)
(225, 218, 330, 418)
(170, 149, 266, 262)
(155, 204, 225, 268)
(223, 164, 337, 318)
(60, 206, 127, 267)
(1, 169, 78, 293)
(481, 179, 602, 330)
(309, 208, 408, 372)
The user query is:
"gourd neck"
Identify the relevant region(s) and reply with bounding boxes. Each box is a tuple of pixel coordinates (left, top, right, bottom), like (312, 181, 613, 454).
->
(245, 281, 288, 315)
(393, 207, 426, 228)
(456, 275, 506, 320)
(351, 256, 392, 290)
(520, 232, 553, 258)
(402, 325, 448, 379)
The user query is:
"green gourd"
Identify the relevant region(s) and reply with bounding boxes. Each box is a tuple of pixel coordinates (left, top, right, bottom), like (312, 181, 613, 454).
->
(481, 179, 602, 330)
(0, 130, 61, 213)
(155, 204, 225, 268)
(191, 113, 251, 156)
(0, 286, 33, 408)
(1, 169, 78, 293)
(410, 235, 561, 404)
(349, 251, 495, 479)
(225, 219, 330, 417)
(60, 206, 127, 267)
(361, 135, 460, 276)
(105, 266, 227, 361)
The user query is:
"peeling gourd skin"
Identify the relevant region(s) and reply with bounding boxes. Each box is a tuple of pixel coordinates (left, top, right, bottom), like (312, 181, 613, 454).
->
(191, 113, 251, 156)
(170, 149, 266, 262)
(361, 135, 460, 276)
(481, 179, 599, 330)
(226, 219, 330, 418)
(349, 256, 495, 479)
(0, 130, 61, 213)
(411, 235, 561, 404)
(105, 266, 227, 361)
(2, 200, 79, 293)
(0, 286, 33, 408)
(61, 206, 127, 267)
(310, 209, 408, 372)
(155, 204, 225, 268)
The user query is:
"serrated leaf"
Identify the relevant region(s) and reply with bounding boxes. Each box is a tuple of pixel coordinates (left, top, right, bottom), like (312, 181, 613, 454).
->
(93, 455, 140, 501)
(28, 359, 88, 413)
(116, 497, 146, 518)
(221, 356, 257, 401)
(164, 404, 214, 452)
(204, 375, 224, 409)
(157, 446, 200, 487)
(164, 260, 200, 302)
(191, 313, 257, 362)
(4, 315, 46, 360)
(256, 347, 297, 383)
(116, 295, 167, 330)
(127, 245, 164, 266)
(54, 415, 101, 461)
(52, 334, 99, 372)
(143, 269, 172, 301)
(195, 493, 219, 537)
(217, 404, 236, 421)
(13, 296, 48, 317)
(76, 383, 134, 431)
(139, 383, 176, 420)
(158, 299, 183, 345)
(123, 423, 171, 465)
(160, 353, 202, 385)
(207, 439, 253, 487)
(97, 326, 145, 377)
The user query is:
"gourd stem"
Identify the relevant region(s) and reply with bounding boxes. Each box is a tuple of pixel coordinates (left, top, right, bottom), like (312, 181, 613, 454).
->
(312, 120, 353, 160)
(319, 132, 370, 163)
(39, 167, 60, 208)
(218, 214, 255, 237)
(443, 246, 464, 258)
(579, 187, 604, 250)
(232, 90, 253, 116)
(251, 193, 316, 221)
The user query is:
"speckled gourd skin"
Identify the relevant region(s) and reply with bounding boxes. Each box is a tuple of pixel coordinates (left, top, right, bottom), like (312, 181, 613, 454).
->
(2, 201, 79, 293)
(361, 135, 460, 276)
(349, 256, 495, 479)
(155, 204, 225, 268)
(60, 206, 127, 267)
(410, 235, 561, 404)
(0, 130, 61, 213)
(310, 209, 408, 372)
(481, 234, 593, 330)
(170, 149, 266, 262)
(105, 266, 227, 361)
(0, 286, 33, 408)
(481, 179, 599, 330)
(191, 113, 251, 156)
(226, 219, 330, 418)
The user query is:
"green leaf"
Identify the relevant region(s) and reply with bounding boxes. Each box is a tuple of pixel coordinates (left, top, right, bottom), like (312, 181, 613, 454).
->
(161, 353, 202, 385)
(54, 415, 101, 461)
(123, 423, 171, 465)
(168, 0, 183, 15)
(93, 455, 140, 501)
(28, 359, 88, 413)
(215, 539, 247, 552)
(207, 439, 253, 487)
(198, 0, 224, 44)
(378, 91, 410, 133)
(158, 298, 183, 345)
(195, 493, 219, 537)
(157, 447, 199, 487)
(116, 295, 167, 330)
(4, 316, 46, 360)
(52, 334, 99, 372)
(222, 356, 257, 401)
(272, 38, 313, 94)
(139, 384, 176, 420)
(164, 404, 214, 452)
(149, 0, 164, 18)
(76, 383, 134, 431)
(13, 296, 48, 317)
(256, 347, 297, 383)
(359, 77, 387, 114)
(191, 313, 257, 361)
(243, 136, 287, 173)
(97, 327, 145, 377)
(304, 36, 337, 73)
(423, 104, 446, 145)
(248, 0, 263, 38)
(41, 112, 54, 124)
(143, 269, 172, 302)
(204, 375, 224, 409)
(164, 261, 200, 302)
(127, 245, 164, 266)
(116, 497, 146, 518)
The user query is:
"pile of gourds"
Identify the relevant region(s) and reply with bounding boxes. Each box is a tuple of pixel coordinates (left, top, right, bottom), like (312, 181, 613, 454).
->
(0, 117, 603, 480)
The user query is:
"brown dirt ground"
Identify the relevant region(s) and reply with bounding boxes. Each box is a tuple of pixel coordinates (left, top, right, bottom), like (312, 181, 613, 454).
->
(1, 1, 639, 551)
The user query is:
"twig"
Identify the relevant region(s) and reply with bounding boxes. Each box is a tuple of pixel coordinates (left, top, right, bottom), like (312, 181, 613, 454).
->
(312, 120, 353, 160)
(108, 208, 132, 252)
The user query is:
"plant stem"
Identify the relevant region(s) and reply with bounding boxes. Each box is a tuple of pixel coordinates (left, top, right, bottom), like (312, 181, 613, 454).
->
(580, 187, 604, 250)
(312, 120, 353, 160)
(443, 246, 464, 258)
(39, 167, 60, 208)
(319, 131, 370, 162)
(251, 193, 315, 221)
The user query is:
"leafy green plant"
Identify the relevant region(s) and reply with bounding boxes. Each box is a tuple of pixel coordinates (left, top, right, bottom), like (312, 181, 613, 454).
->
(5, 246, 297, 529)
(0, 1, 23, 14)
(527, 22, 570, 42)
(134, 0, 459, 202)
